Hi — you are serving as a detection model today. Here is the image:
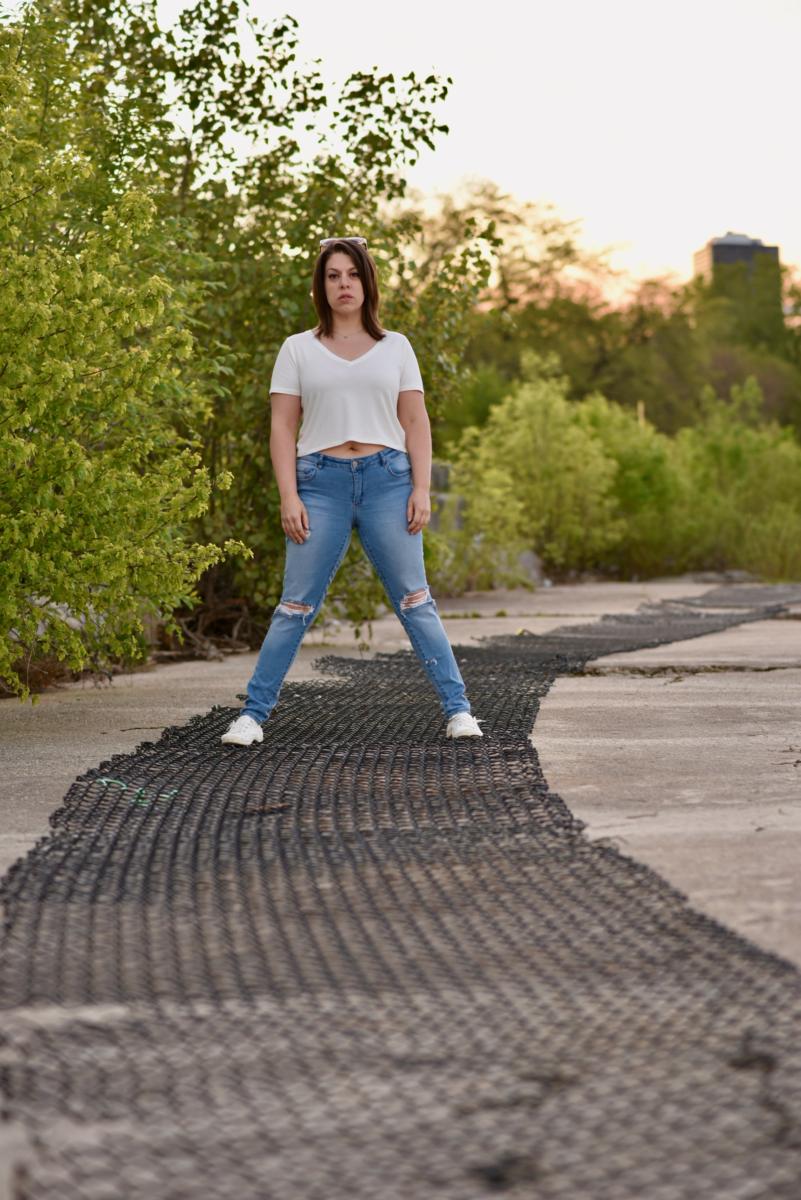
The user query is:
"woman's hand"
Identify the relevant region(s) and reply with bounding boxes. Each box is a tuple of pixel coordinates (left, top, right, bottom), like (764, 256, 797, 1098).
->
(281, 494, 311, 544)
(407, 487, 431, 535)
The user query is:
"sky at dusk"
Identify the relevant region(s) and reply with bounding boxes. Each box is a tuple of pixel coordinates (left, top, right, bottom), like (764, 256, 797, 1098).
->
(82, 0, 801, 291)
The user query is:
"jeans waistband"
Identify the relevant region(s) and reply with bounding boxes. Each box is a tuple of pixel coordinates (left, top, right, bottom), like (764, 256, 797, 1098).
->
(303, 448, 403, 469)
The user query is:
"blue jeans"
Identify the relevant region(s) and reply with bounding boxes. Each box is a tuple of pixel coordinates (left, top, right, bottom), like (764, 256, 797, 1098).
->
(242, 448, 472, 723)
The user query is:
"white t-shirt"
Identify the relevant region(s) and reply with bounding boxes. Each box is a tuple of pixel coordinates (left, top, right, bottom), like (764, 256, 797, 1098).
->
(269, 329, 425, 456)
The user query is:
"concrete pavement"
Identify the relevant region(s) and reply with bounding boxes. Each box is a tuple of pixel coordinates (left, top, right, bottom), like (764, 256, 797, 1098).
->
(534, 608, 801, 967)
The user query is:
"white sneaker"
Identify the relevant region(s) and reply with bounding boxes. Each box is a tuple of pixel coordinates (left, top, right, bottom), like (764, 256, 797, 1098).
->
(220, 714, 264, 746)
(446, 712, 484, 738)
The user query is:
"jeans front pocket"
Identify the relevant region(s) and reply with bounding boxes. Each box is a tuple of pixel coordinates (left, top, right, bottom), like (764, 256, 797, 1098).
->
(384, 449, 412, 478)
(296, 455, 319, 482)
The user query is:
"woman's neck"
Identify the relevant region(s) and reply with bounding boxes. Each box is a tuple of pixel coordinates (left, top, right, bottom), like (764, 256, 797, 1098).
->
(330, 316, 366, 338)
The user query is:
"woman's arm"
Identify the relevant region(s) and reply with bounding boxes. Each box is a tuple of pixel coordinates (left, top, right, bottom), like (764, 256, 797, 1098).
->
(270, 394, 301, 495)
(270, 394, 309, 543)
(398, 389, 431, 535)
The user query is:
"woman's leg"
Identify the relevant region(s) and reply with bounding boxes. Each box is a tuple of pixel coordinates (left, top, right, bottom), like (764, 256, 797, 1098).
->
(356, 454, 471, 719)
(242, 464, 353, 723)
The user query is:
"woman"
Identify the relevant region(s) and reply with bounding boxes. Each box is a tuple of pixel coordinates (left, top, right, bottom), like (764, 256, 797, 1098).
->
(221, 236, 483, 746)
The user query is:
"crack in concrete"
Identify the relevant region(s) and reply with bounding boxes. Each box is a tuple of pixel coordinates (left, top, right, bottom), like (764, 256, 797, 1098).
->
(574, 664, 800, 677)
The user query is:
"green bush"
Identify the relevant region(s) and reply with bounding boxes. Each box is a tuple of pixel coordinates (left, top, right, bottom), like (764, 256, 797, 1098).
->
(573, 391, 680, 576)
(671, 380, 801, 579)
(0, 19, 247, 701)
(435, 354, 801, 586)
(434, 353, 623, 589)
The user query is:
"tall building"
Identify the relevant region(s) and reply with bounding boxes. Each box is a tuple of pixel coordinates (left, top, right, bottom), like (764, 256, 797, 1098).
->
(693, 231, 780, 282)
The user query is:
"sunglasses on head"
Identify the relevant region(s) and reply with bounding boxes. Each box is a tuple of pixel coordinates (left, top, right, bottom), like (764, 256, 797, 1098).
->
(320, 236, 368, 250)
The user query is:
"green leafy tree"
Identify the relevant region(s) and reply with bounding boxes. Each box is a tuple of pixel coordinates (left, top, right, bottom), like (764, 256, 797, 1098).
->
(3, 0, 498, 665)
(0, 13, 246, 700)
(48, 0, 497, 636)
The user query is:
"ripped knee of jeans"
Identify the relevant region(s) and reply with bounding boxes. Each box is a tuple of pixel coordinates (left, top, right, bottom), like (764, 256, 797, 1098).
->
(400, 586, 432, 612)
(276, 599, 314, 619)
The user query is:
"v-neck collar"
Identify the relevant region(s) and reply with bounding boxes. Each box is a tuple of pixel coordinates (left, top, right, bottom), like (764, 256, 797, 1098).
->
(314, 334, 383, 366)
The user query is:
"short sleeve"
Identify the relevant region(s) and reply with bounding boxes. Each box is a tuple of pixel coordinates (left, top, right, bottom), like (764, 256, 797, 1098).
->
(269, 337, 301, 395)
(399, 335, 424, 393)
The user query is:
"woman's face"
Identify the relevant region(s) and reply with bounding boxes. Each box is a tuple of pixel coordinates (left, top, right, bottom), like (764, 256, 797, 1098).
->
(323, 251, 365, 318)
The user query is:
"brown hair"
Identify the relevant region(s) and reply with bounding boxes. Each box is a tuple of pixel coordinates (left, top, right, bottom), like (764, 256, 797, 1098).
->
(311, 240, 386, 341)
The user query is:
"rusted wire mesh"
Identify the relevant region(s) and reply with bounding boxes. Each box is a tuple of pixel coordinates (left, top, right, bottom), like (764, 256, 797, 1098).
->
(2, 585, 800, 1199)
